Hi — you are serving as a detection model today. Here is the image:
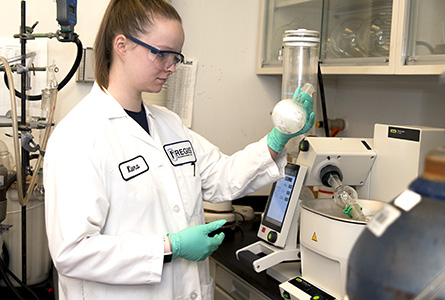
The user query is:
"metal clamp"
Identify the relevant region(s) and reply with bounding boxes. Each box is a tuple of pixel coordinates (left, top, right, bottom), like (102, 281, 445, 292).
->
(21, 132, 45, 156)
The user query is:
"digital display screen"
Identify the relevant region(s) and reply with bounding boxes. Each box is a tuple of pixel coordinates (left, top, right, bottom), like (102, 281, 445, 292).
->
(69, 5, 75, 15)
(262, 165, 299, 232)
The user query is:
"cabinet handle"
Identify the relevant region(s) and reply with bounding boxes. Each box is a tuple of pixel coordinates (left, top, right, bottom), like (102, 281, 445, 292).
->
(230, 281, 250, 300)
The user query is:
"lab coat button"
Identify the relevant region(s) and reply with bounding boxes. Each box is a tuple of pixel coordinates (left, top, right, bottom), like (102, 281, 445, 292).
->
(190, 292, 198, 299)
(173, 205, 180, 212)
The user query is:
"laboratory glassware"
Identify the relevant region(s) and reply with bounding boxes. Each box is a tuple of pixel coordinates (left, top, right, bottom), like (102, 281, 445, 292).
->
(272, 29, 319, 134)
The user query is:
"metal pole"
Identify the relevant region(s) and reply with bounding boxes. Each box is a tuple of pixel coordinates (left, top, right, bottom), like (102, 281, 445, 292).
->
(20, 0, 28, 285)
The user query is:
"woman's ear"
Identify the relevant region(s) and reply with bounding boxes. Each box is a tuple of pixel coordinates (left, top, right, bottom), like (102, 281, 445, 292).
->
(114, 34, 127, 61)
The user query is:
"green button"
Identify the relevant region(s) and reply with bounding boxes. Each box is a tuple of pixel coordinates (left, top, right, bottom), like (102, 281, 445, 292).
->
(313, 296, 320, 300)
(283, 291, 290, 299)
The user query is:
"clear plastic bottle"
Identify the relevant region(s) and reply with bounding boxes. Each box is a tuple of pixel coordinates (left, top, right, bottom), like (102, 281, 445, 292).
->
(272, 29, 320, 134)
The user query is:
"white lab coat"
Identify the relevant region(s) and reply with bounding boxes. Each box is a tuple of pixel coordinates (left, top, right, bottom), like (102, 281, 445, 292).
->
(44, 83, 287, 300)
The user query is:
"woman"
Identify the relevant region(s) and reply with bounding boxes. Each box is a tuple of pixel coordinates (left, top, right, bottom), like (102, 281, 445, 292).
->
(44, 0, 314, 299)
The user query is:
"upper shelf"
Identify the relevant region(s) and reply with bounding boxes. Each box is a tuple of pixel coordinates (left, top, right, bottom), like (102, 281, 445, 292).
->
(256, 0, 445, 75)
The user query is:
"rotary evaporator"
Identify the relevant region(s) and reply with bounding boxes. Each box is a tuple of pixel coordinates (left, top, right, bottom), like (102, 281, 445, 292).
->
(237, 28, 445, 300)
(240, 124, 445, 300)
(0, 1, 82, 298)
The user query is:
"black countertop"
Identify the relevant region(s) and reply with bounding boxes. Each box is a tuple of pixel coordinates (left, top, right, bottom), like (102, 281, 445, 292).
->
(211, 218, 284, 300)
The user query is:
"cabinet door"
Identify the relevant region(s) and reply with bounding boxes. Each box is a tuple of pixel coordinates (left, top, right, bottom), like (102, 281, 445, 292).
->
(320, 0, 396, 74)
(256, 0, 323, 74)
(213, 259, 271, 300)
(395, 0, 445, 74)
(215, 286, 235, 300)
(257, 0, 445, 75)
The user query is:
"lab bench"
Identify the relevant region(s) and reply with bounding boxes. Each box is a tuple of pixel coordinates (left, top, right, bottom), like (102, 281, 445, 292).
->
(210, 212, 284, 300)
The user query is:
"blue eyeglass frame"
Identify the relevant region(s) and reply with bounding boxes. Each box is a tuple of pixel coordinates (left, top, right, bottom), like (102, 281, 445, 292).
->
(129, 36, 184, 65)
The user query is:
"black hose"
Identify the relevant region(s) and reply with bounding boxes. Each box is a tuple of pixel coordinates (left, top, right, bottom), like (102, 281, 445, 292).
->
(54, 36, 83, 92)
(3, 36, 83, 101)
(2, 243, 9, 268)
(0, 250, 25, 300)
(2, 262, 41, 299)
(317, 62, 330, 137)
(0, 265, 24, 300)
(0, 250, 40, 300)
(6, 174, 17, 190)
(3, 153, 38, 191)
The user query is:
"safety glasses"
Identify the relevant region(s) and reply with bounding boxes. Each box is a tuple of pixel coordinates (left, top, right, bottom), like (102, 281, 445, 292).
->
(129, 36, 184, 71)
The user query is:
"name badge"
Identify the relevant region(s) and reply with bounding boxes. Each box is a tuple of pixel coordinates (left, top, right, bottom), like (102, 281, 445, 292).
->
(164, 140, 197, 166)
(119, 155, 149, 181)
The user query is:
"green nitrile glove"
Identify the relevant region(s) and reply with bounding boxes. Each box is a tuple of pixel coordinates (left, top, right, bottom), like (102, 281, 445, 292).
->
(167, 219, 226, 261)
(267, 87, 315, 153)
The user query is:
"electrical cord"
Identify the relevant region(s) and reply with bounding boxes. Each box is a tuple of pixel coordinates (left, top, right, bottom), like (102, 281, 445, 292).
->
(3, 35, 83, 101)
(317, 61, 330, 138)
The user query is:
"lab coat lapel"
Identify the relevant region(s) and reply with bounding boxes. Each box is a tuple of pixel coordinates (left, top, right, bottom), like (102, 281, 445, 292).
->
(95, 85, 159, 147)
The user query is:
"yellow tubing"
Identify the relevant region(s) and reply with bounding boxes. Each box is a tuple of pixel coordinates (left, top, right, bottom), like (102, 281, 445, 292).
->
(23, 88, 57, 205)
(0, 56, 25, 206)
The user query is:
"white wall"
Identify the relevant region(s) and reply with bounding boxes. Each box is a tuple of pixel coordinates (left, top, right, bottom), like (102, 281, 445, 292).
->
(171, 0, 281, 155)
(319, 74, 445, 138)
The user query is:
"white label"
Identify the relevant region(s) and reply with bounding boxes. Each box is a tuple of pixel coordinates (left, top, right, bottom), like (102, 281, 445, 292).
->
(367, 204, 401, 237)
(119, 156, 149, 181)
(394, 190, 422, 212)
(163, 140, 197, 166)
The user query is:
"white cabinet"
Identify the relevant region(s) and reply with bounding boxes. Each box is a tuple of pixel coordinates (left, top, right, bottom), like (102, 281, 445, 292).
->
(394, 0, 445, 74)
(209, 258, 271, 300)
(256, 0, 445, 75)
(256, 0, 323, 74)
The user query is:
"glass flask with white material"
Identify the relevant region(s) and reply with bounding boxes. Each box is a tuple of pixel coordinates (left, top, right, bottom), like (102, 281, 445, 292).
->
(327, 172, 368, 221)
(272, 29, 320, 134)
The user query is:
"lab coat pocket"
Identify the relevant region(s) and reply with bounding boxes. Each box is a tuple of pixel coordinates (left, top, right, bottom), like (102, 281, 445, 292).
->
(174, 163, 203, 220)
(200, 277, 214, 300)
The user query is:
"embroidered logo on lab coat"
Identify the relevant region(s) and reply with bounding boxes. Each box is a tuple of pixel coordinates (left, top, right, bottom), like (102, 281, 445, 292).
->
(118, 155, 149, 181)
(163, 140, 197, 166)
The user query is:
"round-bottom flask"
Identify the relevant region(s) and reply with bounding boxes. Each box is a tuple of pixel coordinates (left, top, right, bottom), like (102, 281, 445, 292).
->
(272, 83, 315, 134)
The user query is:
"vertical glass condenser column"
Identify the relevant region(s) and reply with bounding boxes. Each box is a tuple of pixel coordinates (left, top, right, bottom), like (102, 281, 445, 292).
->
(272, 29, 320, 138)
(281, 29, 320, 102)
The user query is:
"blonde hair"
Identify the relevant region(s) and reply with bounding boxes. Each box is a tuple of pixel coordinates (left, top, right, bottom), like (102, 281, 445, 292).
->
(94, 0, 181, 91)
